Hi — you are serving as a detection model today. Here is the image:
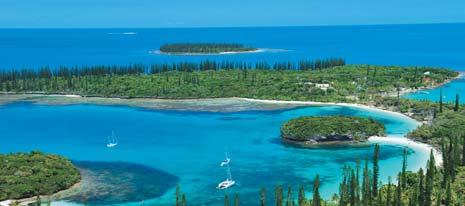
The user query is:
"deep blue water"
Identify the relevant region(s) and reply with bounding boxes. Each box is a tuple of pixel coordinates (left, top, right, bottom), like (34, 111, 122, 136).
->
(0, 23, 464, 70)
(0, 102, 427, 205)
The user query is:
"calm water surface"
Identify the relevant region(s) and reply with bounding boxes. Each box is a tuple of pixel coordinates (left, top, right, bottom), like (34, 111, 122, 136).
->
(0, 102, 427, 205)
(0, 24, 464, 70)
(403, 75, 465, 103)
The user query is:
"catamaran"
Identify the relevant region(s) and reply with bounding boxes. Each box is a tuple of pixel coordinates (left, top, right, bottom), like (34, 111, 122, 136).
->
(220, 152, 231, 167)
(217, 164, 235, 189)
(106, 131, 118, 148)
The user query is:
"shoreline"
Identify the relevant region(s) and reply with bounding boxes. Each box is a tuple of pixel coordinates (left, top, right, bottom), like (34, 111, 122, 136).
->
(0, 81, 451, 169)
(0, 181, 82, 206)
(368, 136, 442, 167)
(397, 71, 464, 97)
(239, 98, 444, 167)
(239, 97, 420, 122)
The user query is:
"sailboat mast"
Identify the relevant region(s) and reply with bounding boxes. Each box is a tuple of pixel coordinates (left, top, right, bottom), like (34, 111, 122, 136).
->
(226, 164, 232, 180)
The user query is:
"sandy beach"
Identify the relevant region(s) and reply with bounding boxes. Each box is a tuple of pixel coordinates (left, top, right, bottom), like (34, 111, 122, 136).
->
(239, 97, 420, 122)
(368, 136, 442, 167)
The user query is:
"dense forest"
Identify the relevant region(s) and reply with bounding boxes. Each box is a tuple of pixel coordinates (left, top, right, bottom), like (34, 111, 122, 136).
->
(0, 58, 457, 104)
(159, 43, 257, 54)
(0, 151, 81, 201)
(281, 116, 385, 143)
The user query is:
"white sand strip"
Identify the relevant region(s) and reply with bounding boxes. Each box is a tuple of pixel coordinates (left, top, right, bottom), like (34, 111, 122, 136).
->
(238, 98, 418, 123)
(368, 136, 442, 167)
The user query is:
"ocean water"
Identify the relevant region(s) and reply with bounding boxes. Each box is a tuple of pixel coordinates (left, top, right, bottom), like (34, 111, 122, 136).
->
(0, 24, 459, 205)
(403, 75, 465, 103)
(0, 23, 464, 70)
(0, 102, 427, 205)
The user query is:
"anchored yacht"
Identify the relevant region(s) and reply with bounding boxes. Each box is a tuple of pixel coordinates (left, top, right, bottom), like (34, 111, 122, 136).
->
(217, 164, 235, 189)
(106, 131, 118, 148)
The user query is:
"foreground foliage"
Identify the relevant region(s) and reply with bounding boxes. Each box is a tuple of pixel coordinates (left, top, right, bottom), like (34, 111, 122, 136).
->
(281, 116, 385, 142)
(179, 111, 465, 206)
(0, 151, 80, 201)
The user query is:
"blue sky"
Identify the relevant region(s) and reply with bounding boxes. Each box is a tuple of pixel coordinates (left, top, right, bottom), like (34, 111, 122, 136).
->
(1, 0, 465, 28)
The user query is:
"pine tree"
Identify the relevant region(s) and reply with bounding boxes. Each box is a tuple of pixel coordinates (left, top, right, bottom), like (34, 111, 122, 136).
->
(417, 169, 425, 206)
(396, 175, 402, 206)
(261, 188, 266, 206)
(234, 194, 240, 206)
(373, 144, 380, 197)
(408, 187, 416, 206)
(339, 176, 348, 206)
(362, 160, 371, 206)
(454, 93, 460, 112)
(286, 185, 292, 206)
(386, 177, 392, 206)
(298, 185, 305, 206)
(276, 185, 283, 206)
(181, 194, 187, 206)
(349, 170, 357, 206)
(313, 175, 321, 206)
(376, 186, 382, 206)
(441, 137, 449, 188)
(225, 194, 230, 206)
(424, 151, 435, 206)
(462, 134, 465, 166)
(402, 148, 408, 189)
(439, 88, 444, 113)
(445, 181, 451, 206)
(176, 185, 180, 206)
(355, 160, 360, 204)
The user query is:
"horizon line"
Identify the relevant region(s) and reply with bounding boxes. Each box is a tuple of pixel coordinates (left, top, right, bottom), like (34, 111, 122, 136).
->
(1, 21, 464, 29)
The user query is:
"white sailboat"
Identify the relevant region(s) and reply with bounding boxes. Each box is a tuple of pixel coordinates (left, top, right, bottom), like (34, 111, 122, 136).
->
(217, 164, 235, 189)
(106, 131, 118, 148)
(220, 152, 231, 167)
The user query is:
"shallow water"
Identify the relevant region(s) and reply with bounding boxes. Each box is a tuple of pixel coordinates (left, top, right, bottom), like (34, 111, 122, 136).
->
(0, 102, 428, 205)
(403, 75, 465, 103)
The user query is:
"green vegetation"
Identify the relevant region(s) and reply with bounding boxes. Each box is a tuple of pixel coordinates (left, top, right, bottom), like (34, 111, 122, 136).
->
(281, 116, 385, 143)
(179, 141, 465, 206)
(159, 43, 257, 54)
(408, 111, 465, 145)
(0, 151, 80, 201)
(0, 61, 457, 105)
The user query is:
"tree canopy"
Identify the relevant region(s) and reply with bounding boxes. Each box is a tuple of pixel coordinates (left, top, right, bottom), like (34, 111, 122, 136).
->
(0, 151, 80, 201)
(281, 116, 385, 143)
(159, 43, 257, 54)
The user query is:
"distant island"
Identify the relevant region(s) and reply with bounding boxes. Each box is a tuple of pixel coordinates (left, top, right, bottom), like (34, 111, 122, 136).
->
(159, 43, 258, 54)
(0, 152, 80, 202)
(281, 116, 386, 146)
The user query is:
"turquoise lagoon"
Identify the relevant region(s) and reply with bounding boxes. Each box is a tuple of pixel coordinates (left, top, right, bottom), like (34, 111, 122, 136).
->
(403, 75, 465, 104)
(0, 101, 429, 205)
